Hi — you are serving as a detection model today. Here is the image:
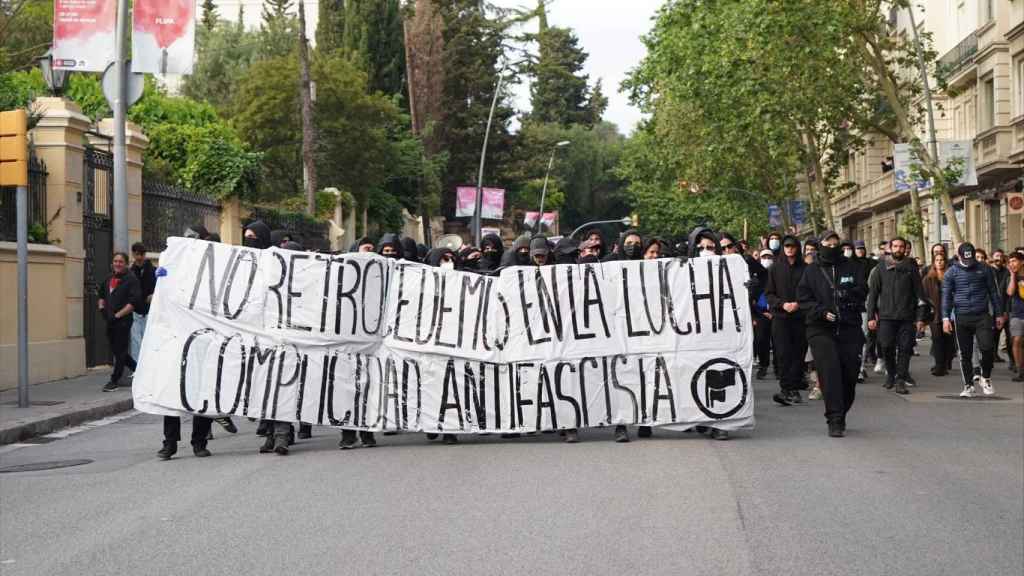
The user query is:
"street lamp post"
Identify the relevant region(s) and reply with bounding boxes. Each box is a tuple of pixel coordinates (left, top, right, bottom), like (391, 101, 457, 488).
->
(569, 217, 633, 239)
(38, 50, 70, 95)
(473, 70, 508, 247)
(537, 140, 571, 233)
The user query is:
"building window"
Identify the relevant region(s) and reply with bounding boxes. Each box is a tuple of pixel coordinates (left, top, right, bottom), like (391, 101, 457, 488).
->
(981, 78, 995, 131)
(982, 0, 995, 23)
(1018, 59, 1024, 117)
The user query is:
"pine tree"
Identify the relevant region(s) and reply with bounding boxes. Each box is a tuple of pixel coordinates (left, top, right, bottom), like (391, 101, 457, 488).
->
(262, 0, 293, 22)
(201, 0, 218, 30)
(317, 0, 405, 97)
(317, 0, 346, 53)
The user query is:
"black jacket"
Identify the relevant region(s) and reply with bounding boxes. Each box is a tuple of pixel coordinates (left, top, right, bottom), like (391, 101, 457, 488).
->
(797, 255, 867, 335)
(866, 256, 928, 322)
(765, 254, 806, 319)
(130, 259, 157, 315)
(99, 271, 142, 323)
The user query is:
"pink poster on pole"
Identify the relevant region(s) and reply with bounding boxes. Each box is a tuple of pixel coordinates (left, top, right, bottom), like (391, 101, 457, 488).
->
(53, 0, 117, 71)
(456, 187, 505, 220)
(132, 0, 196, 75)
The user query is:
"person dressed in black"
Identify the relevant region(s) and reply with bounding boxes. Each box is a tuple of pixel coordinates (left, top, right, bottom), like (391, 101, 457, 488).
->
(766, 235, 807, 405)
(797, 232, 867, 437)
(553, 236, 579, 264)
(866, 236, 929, 394)
(501, 234, 532, 267)
(401, 237, 421, 263)
(477, 233, 504, 272)
(100, 251, 141, 393)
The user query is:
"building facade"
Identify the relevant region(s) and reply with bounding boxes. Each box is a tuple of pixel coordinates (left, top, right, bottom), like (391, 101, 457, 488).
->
(832, 0, 1024, 254)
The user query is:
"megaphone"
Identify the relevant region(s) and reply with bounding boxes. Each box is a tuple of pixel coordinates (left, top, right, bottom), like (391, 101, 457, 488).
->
(436, 234, 464, 251)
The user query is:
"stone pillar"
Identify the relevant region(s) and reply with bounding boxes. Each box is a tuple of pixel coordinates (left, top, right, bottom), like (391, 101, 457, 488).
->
(95, 118, 148, 247)
(219, 197, 248, 245)
(29, 98, 91, 359)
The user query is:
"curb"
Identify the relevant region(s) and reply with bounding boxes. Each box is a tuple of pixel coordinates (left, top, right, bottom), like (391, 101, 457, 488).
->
(0, 397, 134, 446)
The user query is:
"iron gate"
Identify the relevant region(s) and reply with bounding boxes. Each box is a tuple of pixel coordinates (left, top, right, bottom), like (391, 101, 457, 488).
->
(83, 148, 114, 368)
(142, 180, 220, 253)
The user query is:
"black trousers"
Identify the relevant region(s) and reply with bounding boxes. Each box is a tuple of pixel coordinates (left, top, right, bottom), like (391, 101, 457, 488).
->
(877, 319, 915, 381)
(772, 316, 807, 391)
(754, 315, 772, 368)
(808, 325, 864, 423)
(929, 322, 955, 371)
(864, 327, 879, 363)
(953, 313, 994, 381)
(163, 416, 212, 447)
(106, 318, 136, 383)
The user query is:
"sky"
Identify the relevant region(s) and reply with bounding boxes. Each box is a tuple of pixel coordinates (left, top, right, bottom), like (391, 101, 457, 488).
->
(213, 0, 661, 133)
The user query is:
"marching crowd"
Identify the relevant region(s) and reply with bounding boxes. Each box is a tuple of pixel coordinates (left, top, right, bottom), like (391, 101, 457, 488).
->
(92, 220, 1021, 459)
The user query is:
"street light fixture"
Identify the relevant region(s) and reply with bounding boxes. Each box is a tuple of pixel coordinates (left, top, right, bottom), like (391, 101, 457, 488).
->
(37, 49, 70, 96)
(536, 140, 571, 233)
(569, 217, 633, 239)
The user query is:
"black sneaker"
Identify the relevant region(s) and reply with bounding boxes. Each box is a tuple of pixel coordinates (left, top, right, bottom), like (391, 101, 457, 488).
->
(638, 426, 653, 438)
(894, 379, 909, 395)
(297, 424, 312, 440)
(1013, 373, 1024, 382)
(903, 375, 917, 387)
(442, 434, 458, 445)
(102, 381, 119, 392)
(828, 421, 844, 438)
(883, 377, 895, 390)
(259, 435, 275, 453)
(788, 390, 804, 404)
(339, 430, 358, 450)
(360, 432, 377, 448)
(772, 392, 792, 406)
(192, 445, 212, 458)
(613, 425, 629, 443)
(564, 429, 579, 443)
(708, 428, 730, 440)
(215, 417, 237, 433)
(425, 433, 439, 440)
(756, 366, 768, 380)
(157, 441, 177, 460)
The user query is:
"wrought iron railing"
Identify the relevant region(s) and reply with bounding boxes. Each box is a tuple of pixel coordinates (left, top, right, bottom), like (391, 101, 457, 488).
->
(142, 180, 221, 252)
(936, 31, 978, 80)
(0, 156, 48, 242)
(244, 206, 331, 252)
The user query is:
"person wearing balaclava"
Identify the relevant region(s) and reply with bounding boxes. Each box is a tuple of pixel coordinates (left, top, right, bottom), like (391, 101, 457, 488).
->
(378, 233, 401, 259)
(797, 231, 867, 438)
(502, 234, 532, 267)
(529, 236, 551, 266)
(766, 235, 807, 406)
(401, 237, 420, 263)
(270, 229, 291, 248)
(865, 236, 929, 395)
(478, 233, 504, 272)
(942, 242, 1005, 398)
(458, 245, 482, 271)
(243, 220, 272, 249)
(553, 237, 579, 264)
(415, 247, 461, 445)
(184, 223, 210, 240)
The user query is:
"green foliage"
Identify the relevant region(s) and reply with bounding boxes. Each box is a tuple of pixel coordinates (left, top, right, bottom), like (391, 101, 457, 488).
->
(66, 74, 110, 120)
(0, 0, 53, 74)
(180, 19, 259, 113)
(525, 25, 605, 127)
(259, 0, 300, 60)
(0, 68, 45, 111)
(318, 0, 405, 97)
(201, 0, 218, 30)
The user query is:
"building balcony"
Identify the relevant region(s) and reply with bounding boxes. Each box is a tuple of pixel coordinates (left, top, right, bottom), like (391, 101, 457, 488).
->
(936, 31, 978, 87)
(975, 125, 1019, 181)
(1011, 114, 1024, 164)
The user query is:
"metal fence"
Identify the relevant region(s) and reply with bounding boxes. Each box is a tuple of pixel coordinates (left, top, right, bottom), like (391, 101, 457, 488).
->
(245, 206, 331, 252)
(142, 180, 221, 252)
(0, 156, 48, 242)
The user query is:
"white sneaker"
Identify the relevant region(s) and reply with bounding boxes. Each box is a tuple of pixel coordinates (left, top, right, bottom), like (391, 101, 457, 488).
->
(977, 377, 994, 396)
(808, 386, 822, 400)
(959, 384, 976, 398)
(873, 359, 885, 374)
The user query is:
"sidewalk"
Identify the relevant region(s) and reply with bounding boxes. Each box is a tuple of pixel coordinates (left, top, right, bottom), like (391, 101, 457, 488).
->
(0, 369, 133, 445)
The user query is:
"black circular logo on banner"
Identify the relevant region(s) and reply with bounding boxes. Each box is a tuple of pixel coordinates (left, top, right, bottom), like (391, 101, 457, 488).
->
(690, 358, 748, 420)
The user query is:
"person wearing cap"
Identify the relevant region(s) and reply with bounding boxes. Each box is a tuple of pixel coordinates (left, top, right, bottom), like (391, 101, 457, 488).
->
(753, 249, 775, 380)
(477, 234, 504, 272)
(378, 233, 402, 259)
(866, 236, 929, 395)
(797, 231, 867, 437)
(766, 235, 807, 405)
(554, 237, 580, 264)
(942, 242, 1004, 397)
(529, 236, 551, 266)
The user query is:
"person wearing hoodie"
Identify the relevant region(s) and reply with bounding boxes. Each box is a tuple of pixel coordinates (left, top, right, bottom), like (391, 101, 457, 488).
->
(377, 233, 401, 259)
(418, 247, 461, 445)
(529, 236, 551, 265)
(401, 237, 421, 262)
(605, 229, 644, 262)
(338, 239, 383, 451)
(942, 242, 1005, 397)
(766, 236, 807, 405)
(270, 229, 291, 248)
(477, 233, 504, 272)
(458, 245, 482, 271)
(578, 239, 602, 263)
(797, 232, 867, 437)
(553, 237, 580, 264)
(243, 220, 272, 250)
(865, 237, 929, 395)
(766, 231, 783, 256)
(501, 234, 532, 267)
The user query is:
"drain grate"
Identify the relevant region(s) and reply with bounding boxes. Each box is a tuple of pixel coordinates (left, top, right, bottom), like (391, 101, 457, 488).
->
(0, 459, 93, 473)
(0, 400, 65, 406)
(935, 395, 1012, 401)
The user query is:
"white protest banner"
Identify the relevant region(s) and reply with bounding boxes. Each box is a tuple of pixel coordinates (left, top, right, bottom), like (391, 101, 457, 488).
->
(53, 0, 117, 71)
(133, 239, 755, 433)
(132, 0, 196, 75)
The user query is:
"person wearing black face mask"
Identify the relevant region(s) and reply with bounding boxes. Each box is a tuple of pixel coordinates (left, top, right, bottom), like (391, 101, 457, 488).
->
(478, 233, 504, 272)
(767, 235, 807, 405)
(797, 232, 867, 437)
(378, 233, 402, 259)
(606, 230, 643, 261)
(577, 239, 602, 264)
(243, 220, 272, 249)
(553, 237, 579, 264)
(401, 237, 420, 262)
(501, 234, 532, 267)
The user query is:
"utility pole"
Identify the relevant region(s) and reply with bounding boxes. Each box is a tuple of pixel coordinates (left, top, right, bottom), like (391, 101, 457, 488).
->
(1, 110, 30, 407)
(907, 6, 943, 247)
(298, 0, 318, 216)
(112, 0, 130, 253)
(474, 71, 505, 246)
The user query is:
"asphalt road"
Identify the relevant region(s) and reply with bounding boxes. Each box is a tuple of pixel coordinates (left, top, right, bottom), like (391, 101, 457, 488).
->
(1, 356, 1022, 576)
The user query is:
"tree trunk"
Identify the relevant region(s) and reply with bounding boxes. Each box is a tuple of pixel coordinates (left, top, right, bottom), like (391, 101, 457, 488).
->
(298, 0, 318, 216)
(802, 130, 833, 234)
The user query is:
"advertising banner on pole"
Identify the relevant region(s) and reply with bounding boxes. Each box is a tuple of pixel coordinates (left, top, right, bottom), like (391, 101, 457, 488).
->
(131, 0, 196, 75)
(895, 141, 977, 193)
(455, 187, 505, 220)
(53, 0, 117, 71)
(133, 239, 755, 434)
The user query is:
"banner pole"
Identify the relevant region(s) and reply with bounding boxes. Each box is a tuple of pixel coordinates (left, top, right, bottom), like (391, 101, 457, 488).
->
(112, 0, 130, 253)
(16, 184, 29, 408)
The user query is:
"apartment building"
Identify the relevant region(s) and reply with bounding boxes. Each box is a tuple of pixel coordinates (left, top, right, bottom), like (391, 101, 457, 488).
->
(832, 0, 1024, 254)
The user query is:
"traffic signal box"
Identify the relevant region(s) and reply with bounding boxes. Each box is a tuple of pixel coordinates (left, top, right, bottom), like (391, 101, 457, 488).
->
(0, 109, 28, 187)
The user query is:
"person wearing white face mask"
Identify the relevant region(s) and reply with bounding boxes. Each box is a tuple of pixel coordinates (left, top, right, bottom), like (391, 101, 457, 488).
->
(754, 249, 776, 379)
(766, 232, 783, 256)
(760, 249, 774, 269)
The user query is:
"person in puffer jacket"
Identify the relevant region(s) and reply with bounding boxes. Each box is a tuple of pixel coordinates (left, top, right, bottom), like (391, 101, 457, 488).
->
(942, 242, 1005, 398)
